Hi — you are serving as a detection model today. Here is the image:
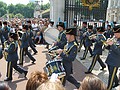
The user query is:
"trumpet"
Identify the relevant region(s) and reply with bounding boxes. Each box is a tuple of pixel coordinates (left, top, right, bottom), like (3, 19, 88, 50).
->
(102, 36, 117, 46)
(88, 34, 97, 40)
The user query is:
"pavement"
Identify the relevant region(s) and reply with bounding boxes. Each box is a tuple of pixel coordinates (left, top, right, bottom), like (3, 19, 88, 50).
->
(0, 44, 119, 90)
(76, 46, 120, 90)
(0, 45, 87, 90)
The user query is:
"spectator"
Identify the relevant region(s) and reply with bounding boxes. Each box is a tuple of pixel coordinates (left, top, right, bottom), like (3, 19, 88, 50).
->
(26, 71, 48, 90)
(34, 32, 42, 44)
(37, 80, 65, 90)
(0, 81, 11, 90)
(37, 73, 65, 90)
(79, 75, 107, 90)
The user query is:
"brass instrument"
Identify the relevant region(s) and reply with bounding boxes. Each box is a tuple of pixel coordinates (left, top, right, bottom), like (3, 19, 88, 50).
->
(88, 34, 97, 40)
(102, 36, 117, 46)
(3, 41, 9, 60)
(17, 31, 24, 46)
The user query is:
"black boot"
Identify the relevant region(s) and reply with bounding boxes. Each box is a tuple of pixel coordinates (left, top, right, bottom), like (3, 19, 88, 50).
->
(4, 77, 12, 81)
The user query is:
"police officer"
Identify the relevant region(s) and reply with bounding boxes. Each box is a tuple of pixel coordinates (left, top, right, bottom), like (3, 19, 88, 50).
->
(27, 20, 38, 55)
(49, 22, 67, 51)
(19, 24, 36, 65)
(80, 25, 93, 60)
(56, 28, 80, 89)
(4, 33, 28, 81)
(85, 27, 106, 74)
(105, 25, 120, 90)
(78, 22, 87, 52)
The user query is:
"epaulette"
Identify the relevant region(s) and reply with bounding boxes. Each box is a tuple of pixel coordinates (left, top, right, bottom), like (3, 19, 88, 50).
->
(74, 42, 77, 46)
(63, 30, 66, 33)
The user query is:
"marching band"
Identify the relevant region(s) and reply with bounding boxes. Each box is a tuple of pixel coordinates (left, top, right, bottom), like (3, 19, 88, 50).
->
(0, 19, 119, 90)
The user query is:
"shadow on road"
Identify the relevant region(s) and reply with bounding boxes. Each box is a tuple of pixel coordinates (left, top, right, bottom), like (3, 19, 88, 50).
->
(8, 78, 27, 90)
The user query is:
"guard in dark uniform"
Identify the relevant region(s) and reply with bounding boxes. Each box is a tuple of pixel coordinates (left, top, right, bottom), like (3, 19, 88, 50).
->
(80, 25, 93, 60)
(78, 22, 87, 52)
(104, 25, 114, 39)
(27, 20, 38, 55)
(85, 27, 106, 74)
(4, 33, 28, 81)
(71, 20, 79, 46)
(105, 25, 120, 90)
(93, 23, 97, 34)
(19, 25, 36, 65)
(57, 28, 80, 89)
(49, 22, 67, 51)
(2, 21, 10, 41)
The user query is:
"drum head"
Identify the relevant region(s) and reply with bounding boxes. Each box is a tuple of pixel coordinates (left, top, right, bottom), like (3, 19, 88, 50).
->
(44, 28, 59, 45)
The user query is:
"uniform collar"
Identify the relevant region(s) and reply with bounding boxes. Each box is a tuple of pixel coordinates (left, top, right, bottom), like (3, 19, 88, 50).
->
(60, 30, 64, 33)
(68, 40, 75, 44)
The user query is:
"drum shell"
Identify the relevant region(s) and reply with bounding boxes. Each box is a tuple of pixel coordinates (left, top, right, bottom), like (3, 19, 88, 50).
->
(45, 58, 66, 78)
(44, 27, 59, 45)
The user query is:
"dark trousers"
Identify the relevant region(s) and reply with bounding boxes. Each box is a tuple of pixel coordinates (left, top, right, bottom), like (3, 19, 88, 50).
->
(78, 39, 85, 52)
(107, 65, 119, 90)
(82, 46, 93, 59)
(7, 61, 26, 79)
(88, 55, 106, 72)
(20, 47, 36, 64)
(62, 68, 80, 89)
(29, 43, 37, 53)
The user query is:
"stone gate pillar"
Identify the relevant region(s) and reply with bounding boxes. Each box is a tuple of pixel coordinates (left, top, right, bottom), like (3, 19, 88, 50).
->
(50, 0, 65, 25)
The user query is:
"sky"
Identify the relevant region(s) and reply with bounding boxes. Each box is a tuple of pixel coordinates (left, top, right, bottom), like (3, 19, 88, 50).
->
(0, 0, 49, 5)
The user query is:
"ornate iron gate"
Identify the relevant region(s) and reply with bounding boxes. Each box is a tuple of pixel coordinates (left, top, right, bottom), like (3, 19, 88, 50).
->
(64, 0, 108, 27)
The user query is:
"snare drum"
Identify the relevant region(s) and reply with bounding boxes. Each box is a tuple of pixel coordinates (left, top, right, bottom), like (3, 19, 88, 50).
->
(45, 58, 66, 78)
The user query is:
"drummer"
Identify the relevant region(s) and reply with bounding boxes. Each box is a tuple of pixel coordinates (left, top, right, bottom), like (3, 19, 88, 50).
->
(50, 22, 67, 50)
(56, 27, 80, 89)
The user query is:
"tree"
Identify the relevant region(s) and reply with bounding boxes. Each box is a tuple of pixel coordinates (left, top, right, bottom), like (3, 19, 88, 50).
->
(2, 13, 14, 19)
(15, 13, 24, 18)
(7, 4, 15, 14)
(0, 1, 50, 18)
(41, 3, 50, 10)
(0, 1, 7, 17)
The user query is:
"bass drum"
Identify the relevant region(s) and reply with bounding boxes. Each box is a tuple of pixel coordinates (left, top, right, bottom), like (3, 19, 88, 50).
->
(44, 27, 59, 45)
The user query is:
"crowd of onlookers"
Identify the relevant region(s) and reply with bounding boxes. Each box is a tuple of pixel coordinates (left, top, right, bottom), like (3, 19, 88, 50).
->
(0, 71, 107, 90)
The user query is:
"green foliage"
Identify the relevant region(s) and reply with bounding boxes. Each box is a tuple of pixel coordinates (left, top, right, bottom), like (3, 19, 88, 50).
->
(0, 1, 7, 17)
(15, 13, 24, 18)
(41, 3, 50, 10)
(0, 1, 50, 18)
(2, 13, 14, 18)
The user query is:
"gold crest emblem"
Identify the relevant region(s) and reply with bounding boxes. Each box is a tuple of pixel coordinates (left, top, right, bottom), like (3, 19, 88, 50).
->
(82, 0, 100, 10)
